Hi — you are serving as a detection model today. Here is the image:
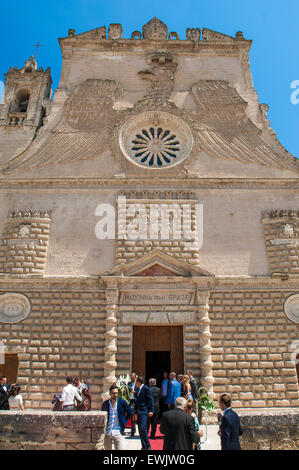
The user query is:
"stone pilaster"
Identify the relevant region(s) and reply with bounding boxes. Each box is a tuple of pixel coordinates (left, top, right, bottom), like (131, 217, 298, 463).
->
(102, 287, 119, 399)
(262, 209, 299, 277)
(196, 289, 214, 398)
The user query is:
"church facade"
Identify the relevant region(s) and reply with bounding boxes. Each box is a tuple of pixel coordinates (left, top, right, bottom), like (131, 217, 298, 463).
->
(0, 18, 298, 410)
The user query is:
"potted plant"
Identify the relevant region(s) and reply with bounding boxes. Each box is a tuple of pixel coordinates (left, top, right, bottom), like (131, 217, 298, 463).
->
(116, 374, 131, 403)
(196, 387, 215, 424)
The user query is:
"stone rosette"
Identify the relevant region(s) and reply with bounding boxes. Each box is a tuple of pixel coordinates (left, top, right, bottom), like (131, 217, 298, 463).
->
(0, 293, 31, 324)
(119, 111, 193, 169)
(283, 293, 299, 324)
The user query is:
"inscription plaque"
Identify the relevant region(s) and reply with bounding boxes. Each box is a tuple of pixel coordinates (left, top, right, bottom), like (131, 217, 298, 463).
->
(284, 294, 299, 324)
(0, 293, 31, 324)
(121, 290, 193, 305)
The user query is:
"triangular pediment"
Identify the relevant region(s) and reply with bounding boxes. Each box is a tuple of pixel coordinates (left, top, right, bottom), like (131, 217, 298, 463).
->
(202, 28, 236, 41)
(102, 249, 214, 278)
(66, 26, 107, 40)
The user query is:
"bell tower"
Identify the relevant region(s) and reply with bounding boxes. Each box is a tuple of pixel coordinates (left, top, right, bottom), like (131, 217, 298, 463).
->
(0, 56, 52, 129)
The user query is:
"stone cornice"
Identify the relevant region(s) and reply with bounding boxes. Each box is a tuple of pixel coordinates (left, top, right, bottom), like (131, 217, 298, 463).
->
(0, 274, 298, 291)
(0, 177, 298, 190)
(58, 37, 252, 57)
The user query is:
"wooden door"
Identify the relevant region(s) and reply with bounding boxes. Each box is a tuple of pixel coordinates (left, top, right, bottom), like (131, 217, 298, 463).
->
(132, 326, 183, 376)
(0, 354, 19, 384)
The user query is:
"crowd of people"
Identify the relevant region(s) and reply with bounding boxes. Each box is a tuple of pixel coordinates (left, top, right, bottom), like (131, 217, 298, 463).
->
(102, 370, 243, 451)
(0, 375, 91, 412)
(1, 371, 243, 451)
(53, 376, 91, 411)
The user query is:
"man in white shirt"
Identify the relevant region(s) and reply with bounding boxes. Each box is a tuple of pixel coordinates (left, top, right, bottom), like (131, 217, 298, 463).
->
(60, 377, 82, 411)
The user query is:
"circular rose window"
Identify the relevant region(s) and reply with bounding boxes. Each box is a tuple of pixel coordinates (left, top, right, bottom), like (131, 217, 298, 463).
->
(119, 111, 193, 169)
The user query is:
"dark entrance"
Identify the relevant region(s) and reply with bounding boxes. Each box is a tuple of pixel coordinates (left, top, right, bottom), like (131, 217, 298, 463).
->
(132, 326, 184, 385)
(0, 354, 19, 384)
(146, 351, 171, 387)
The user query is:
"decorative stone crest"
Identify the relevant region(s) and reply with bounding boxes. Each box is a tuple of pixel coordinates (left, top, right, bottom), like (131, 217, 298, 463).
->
(9, 209, 51, 219)
(0, 293, 31, 324)
(17, 224, 31, 238)
(284, 294, 299, 323)
(138, 53, 178, 101)
(282, 224, 294, 238)
(20, 56, 37, 73)
(186, 28, 201, 43)
(263, 209, 298, 219)
(260, 103, 269, 120)
(108, 23, 123, 40)
(142, 17, 168, 40)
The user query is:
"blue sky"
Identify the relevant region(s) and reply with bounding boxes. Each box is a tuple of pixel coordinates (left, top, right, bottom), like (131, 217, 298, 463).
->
(1, 0, 298, 157)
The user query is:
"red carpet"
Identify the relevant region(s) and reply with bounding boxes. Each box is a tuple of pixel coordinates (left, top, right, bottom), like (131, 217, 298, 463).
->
(126, 417, 164, 450)
(149, 424, 164, 450)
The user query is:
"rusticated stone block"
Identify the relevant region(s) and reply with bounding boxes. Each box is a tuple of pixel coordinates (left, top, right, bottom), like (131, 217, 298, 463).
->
(0, 411, 106, 450)
(239, 410, 299, 450)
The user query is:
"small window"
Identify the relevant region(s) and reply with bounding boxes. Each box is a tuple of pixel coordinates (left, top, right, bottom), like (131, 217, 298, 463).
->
(13, 89, 30, 113)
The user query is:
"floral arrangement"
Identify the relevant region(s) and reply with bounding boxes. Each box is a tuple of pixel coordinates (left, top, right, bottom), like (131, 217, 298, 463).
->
(116, 374, 131, 402)
(197, 387, 215, 412)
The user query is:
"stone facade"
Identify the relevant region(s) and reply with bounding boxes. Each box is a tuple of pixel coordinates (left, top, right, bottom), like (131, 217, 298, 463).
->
(0, 18, 298, 412)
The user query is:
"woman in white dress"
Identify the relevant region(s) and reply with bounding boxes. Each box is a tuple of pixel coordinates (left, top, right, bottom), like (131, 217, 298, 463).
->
(8, 384, 25, 411)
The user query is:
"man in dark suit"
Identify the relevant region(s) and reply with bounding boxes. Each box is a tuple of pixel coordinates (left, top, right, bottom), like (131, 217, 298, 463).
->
(0, 376, 10, 410)
(101, 383, 132, 450)
(160, 371, 169, 414)
(160, 397, 200, 450)
(187, 370, 198, 403)
(135, 376, 154, 450)
(218, 393, 243, 450)
(178, 375, 184, 397)
(128, 372, 137, 437)
(165, 372, 182, 409)
(147, 378, 161, 439)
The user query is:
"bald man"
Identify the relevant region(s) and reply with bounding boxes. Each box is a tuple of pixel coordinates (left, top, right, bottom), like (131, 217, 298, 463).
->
(160, 397, 200, 450)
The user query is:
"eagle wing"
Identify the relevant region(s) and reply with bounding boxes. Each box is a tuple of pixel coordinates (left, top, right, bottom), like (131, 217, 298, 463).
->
(1, 80, 125, 174)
